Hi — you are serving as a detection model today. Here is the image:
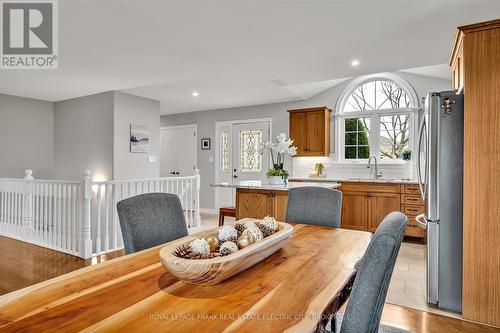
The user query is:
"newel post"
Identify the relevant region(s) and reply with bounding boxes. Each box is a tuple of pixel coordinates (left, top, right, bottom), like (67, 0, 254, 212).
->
(79, 169, 93, 259)
(195, 169, 201, 227)
(22, 169, 34, 238)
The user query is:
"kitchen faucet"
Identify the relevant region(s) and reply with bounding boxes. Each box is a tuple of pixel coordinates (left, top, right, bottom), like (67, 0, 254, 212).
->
(367, 155, 383, 179)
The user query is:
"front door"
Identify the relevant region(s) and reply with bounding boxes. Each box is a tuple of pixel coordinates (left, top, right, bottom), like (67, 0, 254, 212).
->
(215, 121, 270, 209)
(232, 122, 269, 182)
(160, 126, 197, 176)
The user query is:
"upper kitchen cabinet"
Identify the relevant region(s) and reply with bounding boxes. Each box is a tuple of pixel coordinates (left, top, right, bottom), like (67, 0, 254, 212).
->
(288, 107, 331, 157)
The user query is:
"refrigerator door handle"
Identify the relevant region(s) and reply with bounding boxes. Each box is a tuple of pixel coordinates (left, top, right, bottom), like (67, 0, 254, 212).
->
(427, 219, 439, 305)
(415, 213, 427, 229)
(416, 118, 427, 200)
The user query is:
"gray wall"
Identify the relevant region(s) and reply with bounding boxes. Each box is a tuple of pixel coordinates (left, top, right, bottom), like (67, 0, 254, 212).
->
(0, 94, 54, 178)
(113, 91, 160, 180)
(54, 92, 115, 181)
(161, 72, 451, 209)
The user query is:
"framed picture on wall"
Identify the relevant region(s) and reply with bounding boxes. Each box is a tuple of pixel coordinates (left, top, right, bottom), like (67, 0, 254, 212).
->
(130, 124, 150, 153)
(201, 138, 211, 150)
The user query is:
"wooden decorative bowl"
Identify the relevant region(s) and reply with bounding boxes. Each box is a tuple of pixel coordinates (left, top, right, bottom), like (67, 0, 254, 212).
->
(159, 218, 293, 285)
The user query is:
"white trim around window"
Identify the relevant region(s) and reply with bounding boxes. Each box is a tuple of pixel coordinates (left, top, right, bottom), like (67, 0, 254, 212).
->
(334, 73, 420, 163)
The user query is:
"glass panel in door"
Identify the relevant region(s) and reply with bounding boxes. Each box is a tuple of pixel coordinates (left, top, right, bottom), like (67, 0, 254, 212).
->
(232, 122, 269, 183)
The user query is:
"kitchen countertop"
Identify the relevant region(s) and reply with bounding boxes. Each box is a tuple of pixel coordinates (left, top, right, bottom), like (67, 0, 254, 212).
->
(212, 180, 341, 191)
(289, 176, 419, 184)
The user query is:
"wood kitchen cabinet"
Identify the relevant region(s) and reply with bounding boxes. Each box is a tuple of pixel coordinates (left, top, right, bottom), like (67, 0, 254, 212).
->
(341, 191, 368, 231)
(367, 192, 401, 232)
(236, 189, 288, 222)
(450, 19, 500, 326)
(340, 182, 425, 241)
(450, 34, 464, 93)
(288, 107, 331, 157)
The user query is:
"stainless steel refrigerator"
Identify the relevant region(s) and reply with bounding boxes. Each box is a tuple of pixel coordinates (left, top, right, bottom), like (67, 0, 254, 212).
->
(416, 91, 463, 312)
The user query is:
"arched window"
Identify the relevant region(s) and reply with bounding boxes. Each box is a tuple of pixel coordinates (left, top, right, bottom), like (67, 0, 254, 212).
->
(337, 75, 418, 161)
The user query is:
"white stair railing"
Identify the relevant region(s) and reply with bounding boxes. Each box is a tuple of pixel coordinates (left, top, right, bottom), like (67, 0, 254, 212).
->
(0, 169, 201, 259)
(88, 169, 201, 257)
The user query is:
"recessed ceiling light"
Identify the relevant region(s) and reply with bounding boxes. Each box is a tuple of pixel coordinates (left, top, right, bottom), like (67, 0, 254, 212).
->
(351, 60, 360, 67)
(191, 91, 199, 97)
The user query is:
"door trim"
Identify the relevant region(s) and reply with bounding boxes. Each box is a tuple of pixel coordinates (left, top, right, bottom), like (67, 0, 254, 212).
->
(160, 124, 198, 131)
(214, 117, 273, 210)
(160, 124, 198, 176)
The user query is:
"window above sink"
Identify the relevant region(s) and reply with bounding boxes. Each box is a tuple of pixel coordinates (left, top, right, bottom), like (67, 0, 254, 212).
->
(335, 73, 419, 163)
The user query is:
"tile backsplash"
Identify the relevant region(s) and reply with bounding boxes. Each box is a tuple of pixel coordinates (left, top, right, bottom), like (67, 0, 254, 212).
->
(291, 157, 416, 180)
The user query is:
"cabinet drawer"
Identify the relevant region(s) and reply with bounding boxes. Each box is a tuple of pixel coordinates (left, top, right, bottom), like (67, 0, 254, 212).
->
(407, 215, 420, 227)
(340, 182, 400, 193)
(402, 184, 420, 194)
(402, 205, 424, 215)
(401, 194, 424, 205)
(405, 224, 425, 238)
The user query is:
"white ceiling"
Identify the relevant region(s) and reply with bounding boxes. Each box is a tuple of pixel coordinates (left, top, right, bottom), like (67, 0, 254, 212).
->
(1, 0, 499, 114)
(398, 64, 451, 81)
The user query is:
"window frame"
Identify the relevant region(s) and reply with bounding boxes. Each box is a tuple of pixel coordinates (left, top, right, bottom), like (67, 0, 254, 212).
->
(335, 74, 419, 163)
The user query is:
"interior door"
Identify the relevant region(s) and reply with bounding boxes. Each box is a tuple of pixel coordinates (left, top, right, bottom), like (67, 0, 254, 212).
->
(160, 126, 197, 176)
(232, 122, 270, 182)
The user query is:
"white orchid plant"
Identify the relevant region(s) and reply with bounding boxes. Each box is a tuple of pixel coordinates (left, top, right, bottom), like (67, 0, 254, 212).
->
(264, 133, 297, 179)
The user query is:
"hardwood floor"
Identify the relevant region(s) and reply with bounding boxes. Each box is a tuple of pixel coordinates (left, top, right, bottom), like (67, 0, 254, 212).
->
(0, 236, 123, 295)
(0, 231, 499, 333)
(380, 304, 500, 333)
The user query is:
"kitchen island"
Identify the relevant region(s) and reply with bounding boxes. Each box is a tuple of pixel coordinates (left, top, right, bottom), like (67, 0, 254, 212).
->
(213, 180, 340, 221)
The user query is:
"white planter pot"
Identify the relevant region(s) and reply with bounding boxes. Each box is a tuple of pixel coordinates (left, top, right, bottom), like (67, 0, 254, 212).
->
(269, 176, 285, 185)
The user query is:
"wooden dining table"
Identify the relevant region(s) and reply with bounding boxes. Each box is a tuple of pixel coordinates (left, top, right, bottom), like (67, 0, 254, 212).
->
(0, 223, 371, 333)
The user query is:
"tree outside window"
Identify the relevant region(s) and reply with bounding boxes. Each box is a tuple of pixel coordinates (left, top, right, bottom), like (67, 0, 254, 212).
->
(340, 78, 415, 160)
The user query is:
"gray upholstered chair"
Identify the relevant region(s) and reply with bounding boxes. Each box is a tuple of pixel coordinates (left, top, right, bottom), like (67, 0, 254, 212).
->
(285, 186, 342, 228)
(337, 212, 407, 333)
(117, 193, 188, 254)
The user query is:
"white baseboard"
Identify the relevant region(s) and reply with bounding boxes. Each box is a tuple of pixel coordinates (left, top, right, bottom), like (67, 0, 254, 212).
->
(200, 208, 218, 215)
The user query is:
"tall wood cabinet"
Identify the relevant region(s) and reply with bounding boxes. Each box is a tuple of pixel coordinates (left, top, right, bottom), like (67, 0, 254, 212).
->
(288, 107, 331, 156)
(450, 19, 500, 326)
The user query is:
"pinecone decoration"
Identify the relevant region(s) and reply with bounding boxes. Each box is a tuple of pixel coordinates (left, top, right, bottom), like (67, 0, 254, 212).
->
(172, 244, 192, 259)
(259, 223, 276, 238)
(219, 235, 238, 245)
(190, 252, 218, 260)
(234, 223, 245, 237)
(219, 241, 238, 256)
